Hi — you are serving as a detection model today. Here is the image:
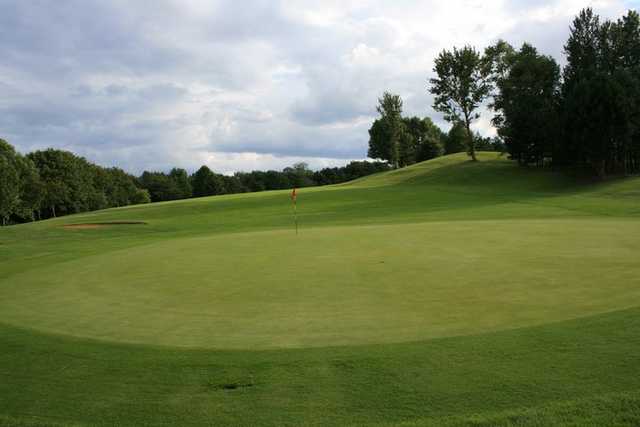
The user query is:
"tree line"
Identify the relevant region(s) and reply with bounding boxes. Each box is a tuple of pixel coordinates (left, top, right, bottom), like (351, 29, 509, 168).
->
(0, 138, 389, 225)
(138, 160, 389, 203)
(0, 139, 150, 225)
(367, 98, 504, 168)
(370, 8, 640, 177)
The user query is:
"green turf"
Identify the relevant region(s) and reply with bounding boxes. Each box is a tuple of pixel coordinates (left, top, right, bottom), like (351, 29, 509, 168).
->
(1, 152, 639, 425)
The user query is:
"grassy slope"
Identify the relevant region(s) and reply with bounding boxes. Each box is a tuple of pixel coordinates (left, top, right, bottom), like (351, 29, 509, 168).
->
(1, 152, 639, 425)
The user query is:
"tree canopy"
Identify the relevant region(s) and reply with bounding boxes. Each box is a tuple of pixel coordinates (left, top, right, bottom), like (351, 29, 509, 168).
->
(368, 92, 404, 168)
(429, 46, 493, 161)
(491, 43, 561, 166)
(427, 7, 640, 177)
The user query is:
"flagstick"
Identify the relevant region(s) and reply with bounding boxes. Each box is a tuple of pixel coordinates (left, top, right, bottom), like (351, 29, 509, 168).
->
(294, 200, 298, 235)
(291, 187, 298, 236)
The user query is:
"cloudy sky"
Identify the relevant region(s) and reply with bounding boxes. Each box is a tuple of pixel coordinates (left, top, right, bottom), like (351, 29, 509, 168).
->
(0, 0, 637, 174)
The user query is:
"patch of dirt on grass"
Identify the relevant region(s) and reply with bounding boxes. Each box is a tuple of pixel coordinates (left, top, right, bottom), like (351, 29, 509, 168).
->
(62, 221, 147, 230)
(210, 382, 255, 392)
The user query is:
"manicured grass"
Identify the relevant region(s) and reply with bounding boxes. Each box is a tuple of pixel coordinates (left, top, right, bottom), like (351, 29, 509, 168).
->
(2, 219, 640, 349)
(1, 152, 639, 425)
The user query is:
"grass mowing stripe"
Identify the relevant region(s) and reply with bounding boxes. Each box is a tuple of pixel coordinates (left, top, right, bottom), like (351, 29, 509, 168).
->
(1, 306, 640, 426)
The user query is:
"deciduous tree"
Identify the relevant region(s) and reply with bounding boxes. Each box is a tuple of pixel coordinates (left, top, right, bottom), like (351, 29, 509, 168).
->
(429, 46, 492, 161)
(368, 92, 404, 167)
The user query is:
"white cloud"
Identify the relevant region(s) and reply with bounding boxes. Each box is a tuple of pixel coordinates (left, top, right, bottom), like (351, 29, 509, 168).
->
(0, 0, 632, 173)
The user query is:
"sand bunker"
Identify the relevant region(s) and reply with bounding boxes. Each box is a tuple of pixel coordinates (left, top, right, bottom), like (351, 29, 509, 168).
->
(62, 221, 147, 229)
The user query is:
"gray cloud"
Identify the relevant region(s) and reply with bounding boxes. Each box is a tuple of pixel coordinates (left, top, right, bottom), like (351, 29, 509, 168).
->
(0, 0, 632, 173)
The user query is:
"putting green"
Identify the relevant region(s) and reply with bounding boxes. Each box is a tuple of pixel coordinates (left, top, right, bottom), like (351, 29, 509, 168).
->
(3, 218, 639, 349)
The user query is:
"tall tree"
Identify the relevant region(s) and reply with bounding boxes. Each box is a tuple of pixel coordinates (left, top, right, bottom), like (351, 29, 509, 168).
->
(564, 68, 640, 177)
(561, 8, 640, 176)
(0, 141, 20, 225)
(15, 156, 43, 221)
(283, 162, 315, 188)
(403, 117, 444, 163)
(138, 171, 182, 202)
(0, 156, 19, 225)
(492, 43, 561, 166)
(563, 8, 601, 90)
(483, 40, 516, 85)
(27, 149, 93, 217)
(0, 140, 44, 223)
(367, 119, 390, 163)
(169, 168, 192, 199)
(368, 92, 404, 168)
(191, 166, 226, 197)
(429, 46, 492, 161)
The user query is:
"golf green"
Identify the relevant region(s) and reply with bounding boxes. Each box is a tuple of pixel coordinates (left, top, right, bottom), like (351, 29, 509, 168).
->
(2, 219, 639, 349)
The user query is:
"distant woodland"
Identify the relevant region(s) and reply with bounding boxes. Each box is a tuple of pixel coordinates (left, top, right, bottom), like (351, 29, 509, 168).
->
(0, 138, 389, 225)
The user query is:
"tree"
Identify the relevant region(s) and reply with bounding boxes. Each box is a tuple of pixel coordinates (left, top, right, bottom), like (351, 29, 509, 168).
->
(169, 168, 192, 199)
(429, 46, 492, 161)
(131, 188, 151, 205)
(0, 140, 23, 224)
(0, 140, 45, 223)
(612, 11, 640, 69)
(367, 119, 390, 163)
(27, 149, 95, 217)
(492, 43, 561, 166)
(403, 117, 444, 163)
(563, 8, 601, 91)
(263, 170, 291, 190)
(191, 166, 226, 197)
(443, 122, 469, 155)
(138, 171, 181, 202)
(483, 40, 517, 86)
(398, 131, 416, 167)
(475, 135, 506, 152)
(223, 175, 245, 194)
(564, 69, 640, 177)
(0, 156, 19, 225)
(560, 8, 640, 176)
(283, 162, 315, 188)
(15, 156, 43, 221)
(368, 92, 404, 168)
(94, 167, 142, 208)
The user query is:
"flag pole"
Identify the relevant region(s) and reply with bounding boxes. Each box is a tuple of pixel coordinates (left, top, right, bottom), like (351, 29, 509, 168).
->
(291, 187, 298, 235)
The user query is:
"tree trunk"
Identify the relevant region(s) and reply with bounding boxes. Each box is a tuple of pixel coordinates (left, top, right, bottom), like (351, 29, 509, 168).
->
(464, 116, 477, 161)
(592, 159, 606, 180)
(51, 205, 56, 218)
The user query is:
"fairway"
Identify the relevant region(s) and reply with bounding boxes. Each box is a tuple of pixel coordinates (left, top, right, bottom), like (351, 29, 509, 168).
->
(2, 153, 640, 426)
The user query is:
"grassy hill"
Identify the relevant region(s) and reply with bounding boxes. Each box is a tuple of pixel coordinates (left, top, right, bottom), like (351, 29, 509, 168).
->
(1, 152, 639, 426)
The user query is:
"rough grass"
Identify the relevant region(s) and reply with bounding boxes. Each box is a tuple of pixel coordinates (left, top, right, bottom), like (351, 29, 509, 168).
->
(1, 152, 639, 425)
